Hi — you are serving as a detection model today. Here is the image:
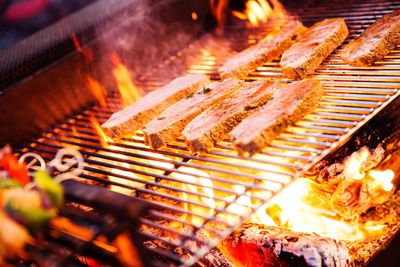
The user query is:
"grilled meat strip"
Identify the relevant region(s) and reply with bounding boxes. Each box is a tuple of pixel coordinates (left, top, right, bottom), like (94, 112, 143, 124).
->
(342, 10, 400, 66)
(219, 223, 349, 267)
(101, 74, 210, 139)
(281, 18, 349, 79)
(182, 80, 277, 153)
(144, 78, 243, 149)
(231, 79, 323, 156)
(218, 20, 307, 79)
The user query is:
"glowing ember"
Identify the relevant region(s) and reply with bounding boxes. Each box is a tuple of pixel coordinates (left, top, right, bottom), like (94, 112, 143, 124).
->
(110, 53, 142, 107)
(246, 146, 395, 241)
(232, 0, 287, 27)
(191, 12, 198, 21)
(189, 145, 395, 242)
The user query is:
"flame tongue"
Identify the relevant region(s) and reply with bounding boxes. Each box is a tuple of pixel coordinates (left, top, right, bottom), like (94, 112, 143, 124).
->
(232, 0, 287, 27)
(110, 53, 142, 107)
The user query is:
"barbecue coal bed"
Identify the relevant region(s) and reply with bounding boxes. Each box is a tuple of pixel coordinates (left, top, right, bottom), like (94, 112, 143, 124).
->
(1, 0, 400, 266)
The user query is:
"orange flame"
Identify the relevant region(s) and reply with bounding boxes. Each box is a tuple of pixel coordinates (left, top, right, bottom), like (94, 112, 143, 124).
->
(232, 0, 287, 27)
(86, 76, 108, 108)
(110, 53, 142, 107)
(369, 169, 394, 192)
(90, 117, 112, 148)
(89, 100, 393, 243)
(182, 144, 395, 242)
(244, 146, 395, 241)
(209, 0, 229, 33)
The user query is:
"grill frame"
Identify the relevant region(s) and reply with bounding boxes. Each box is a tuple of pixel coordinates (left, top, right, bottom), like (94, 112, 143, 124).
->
(6, 0, 400, 266)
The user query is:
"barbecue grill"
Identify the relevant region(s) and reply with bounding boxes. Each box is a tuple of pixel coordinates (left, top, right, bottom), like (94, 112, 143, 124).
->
(1, 0, 400, 266)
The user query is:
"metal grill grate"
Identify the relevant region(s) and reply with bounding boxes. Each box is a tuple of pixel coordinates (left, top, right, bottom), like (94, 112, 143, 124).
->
(16, 0, 400, 266)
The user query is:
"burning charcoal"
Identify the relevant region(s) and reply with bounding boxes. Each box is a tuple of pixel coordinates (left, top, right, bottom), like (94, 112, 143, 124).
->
(220, 223, 350, 267)
(318, 162, 345, 185)
(142, 226, 233, 267)
(360, 145, 385, 173)
(330, 147, 399, 220)
(331, 180, 363, 220)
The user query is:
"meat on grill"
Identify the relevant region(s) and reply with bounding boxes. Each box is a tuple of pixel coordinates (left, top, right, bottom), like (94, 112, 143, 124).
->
(280, 18, 349, 79)
(143, 78, 243, 149)
(219, 223, 350, 267)
(341, 10, 400, 66)
(182, 80, 277, 153)
(101, 74, 210, 139)
(218, 20, 307, 79)
(231, 79, 323, 156)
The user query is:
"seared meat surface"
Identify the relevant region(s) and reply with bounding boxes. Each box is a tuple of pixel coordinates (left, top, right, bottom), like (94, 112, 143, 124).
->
(143, 78, 243, 149)
(342, 10, 400, 66)
(280, 18, 348, 79)
(231, 79, 323, 156)
(101, 74, 210, 139)
(182, 80, 277, 153)
(219, 20, 306, 79)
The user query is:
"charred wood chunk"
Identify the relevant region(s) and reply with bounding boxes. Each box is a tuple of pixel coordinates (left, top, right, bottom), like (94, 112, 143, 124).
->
(220, 223, 350, 267)
(142, 227, 234, 267)
(331, 147, 400, 220)
(360, 145, 385, 173)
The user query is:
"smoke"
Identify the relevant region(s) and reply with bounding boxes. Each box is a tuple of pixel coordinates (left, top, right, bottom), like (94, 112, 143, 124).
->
(91, 0, 237, 92)
(92, 1, 202, 87)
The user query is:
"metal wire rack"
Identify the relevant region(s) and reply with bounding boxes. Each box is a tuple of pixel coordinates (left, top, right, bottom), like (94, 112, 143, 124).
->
(16, 0, 400, 266)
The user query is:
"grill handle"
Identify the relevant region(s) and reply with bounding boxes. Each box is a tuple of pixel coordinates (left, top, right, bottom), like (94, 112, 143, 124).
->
(62, 179, 150, 220)
(61, 179, 154, 267)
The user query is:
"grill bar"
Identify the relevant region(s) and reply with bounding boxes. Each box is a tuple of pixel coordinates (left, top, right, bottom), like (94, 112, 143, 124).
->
(15, 0, 400, 266)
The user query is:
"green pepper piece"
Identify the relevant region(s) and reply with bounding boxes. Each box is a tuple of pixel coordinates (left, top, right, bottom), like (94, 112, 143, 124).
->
(34, 170, 64, 208)
(5, 201, 55, 234)
(0, 179, 23, 189)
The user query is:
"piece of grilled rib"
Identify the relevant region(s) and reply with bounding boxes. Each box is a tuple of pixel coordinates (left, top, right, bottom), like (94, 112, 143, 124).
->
(219, 223, 349, 267)
(182, 80, 277, 153)
(143, 78, 243, 149)
(218, 20, 307, 79)
(280, 18, 349, 79)
(231, 79, 323, 156)
(101, 74, 210, 139)
(341, 10, 400, 66)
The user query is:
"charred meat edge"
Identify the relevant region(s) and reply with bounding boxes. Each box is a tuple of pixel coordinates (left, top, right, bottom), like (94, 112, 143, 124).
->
(182, 80, 277, 153)
(143, 78, 244, 149)
(218, 20, 307, 79)
(231, 79, 323, 156)
(101, 74, 210, 139)
(280, 18, 349, 79)
(341, 10, 400, 66)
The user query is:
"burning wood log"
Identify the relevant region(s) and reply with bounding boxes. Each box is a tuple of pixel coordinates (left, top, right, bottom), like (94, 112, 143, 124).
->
(141, 224, 234, 267)
(305, 145, 398, 221)
(219, 223, 350, 267)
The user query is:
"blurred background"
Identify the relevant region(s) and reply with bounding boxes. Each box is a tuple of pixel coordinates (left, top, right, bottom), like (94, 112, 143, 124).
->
(0, 0, 95, 49)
